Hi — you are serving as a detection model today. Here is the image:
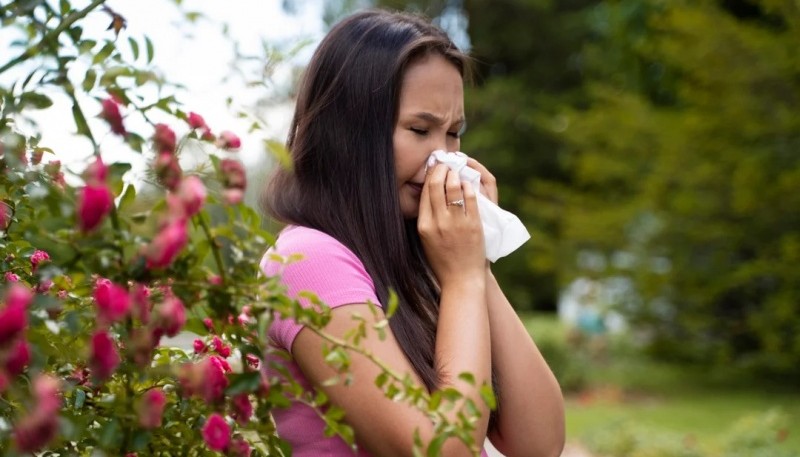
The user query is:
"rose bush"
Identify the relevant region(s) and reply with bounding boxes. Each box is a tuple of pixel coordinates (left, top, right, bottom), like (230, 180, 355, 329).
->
(0, 1, 492, 456)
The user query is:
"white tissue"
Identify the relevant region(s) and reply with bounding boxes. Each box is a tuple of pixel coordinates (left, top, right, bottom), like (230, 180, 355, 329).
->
(430, 150, 531, 262)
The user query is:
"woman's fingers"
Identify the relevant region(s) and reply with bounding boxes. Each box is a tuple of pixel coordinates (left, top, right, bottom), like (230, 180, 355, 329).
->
(466, 157, 498, 204)
(444, 167, 463, 213)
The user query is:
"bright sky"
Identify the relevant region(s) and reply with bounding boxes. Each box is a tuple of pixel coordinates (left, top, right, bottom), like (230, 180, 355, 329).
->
(1, 0, 326, 183)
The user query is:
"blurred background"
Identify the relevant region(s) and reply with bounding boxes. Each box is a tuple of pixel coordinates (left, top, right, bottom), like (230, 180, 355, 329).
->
(4, 0, 798, 455)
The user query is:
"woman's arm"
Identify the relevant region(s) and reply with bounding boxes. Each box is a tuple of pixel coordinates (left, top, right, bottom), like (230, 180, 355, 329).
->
(292, 165, 492, 456)
(485, 270, 565, 457)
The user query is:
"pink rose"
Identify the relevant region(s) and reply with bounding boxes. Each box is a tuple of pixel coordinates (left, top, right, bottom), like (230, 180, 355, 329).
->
(154, 151, 182, 191)
(176, 176, 206, 217)
(145, 218, 188, 269)
(5, 272, 19, 282)
(35, 279, 53, 294)
(77, 184, 113, 232)
(178, 356, 228, 403)
(155, 296, 186, 337)
(217, 130, 241, 150)
(138, 388, 167, 429)
(220, 159, 246, 190)
(245, 353, 260, 371)
(153, 123, 177, 154)
(210, 335, 231, 358)
(100, 98, 126, 137)
(193, 338, 206, 354)
(13, 374, 61, 452)
(5, 339, 31, 376)
(187, 112, 207, 130)
(93, 279, 131, 325)
(229, 437, 252, 457)
(30, 250, 50, 271)
(31, 148, 44, 165)
(202, 413, 230, 451)
(90, 330, 120, 381)
(0, 284, 31, 345)
(231, 394, 253, 425)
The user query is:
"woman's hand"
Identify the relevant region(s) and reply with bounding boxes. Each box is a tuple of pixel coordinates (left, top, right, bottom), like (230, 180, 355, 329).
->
(417, 163, 485, 288)
(466, 157, 498, 205)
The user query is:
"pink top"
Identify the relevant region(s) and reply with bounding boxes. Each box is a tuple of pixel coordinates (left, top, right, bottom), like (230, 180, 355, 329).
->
(261, 225, 489, 457)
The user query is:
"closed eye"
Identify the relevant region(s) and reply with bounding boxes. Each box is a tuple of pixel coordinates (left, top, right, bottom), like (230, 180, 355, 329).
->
(410, 127, 428, 136)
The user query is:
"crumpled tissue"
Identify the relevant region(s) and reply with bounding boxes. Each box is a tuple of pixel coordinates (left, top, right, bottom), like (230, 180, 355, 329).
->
(429, 150, 530, 262)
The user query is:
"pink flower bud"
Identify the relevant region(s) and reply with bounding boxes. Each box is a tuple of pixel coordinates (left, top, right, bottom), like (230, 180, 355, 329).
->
(187, 112, 207, 130)
(93, 279, 131, 325)
(220, 159, 246, 190)
(193, 338, 206, 354)
(153, 124, 177, 154)
(138, 388, 167, 429)
(155, 296, 186, 337)
(77, 184, 113, 232)
(5, 272, 19, 282)
(30, 250, 50, 271)
(154, 152, 182, 191)
(229, 437, 252, 457)
(131, 283, 151, 324)
(176, 176, 206, 217)
(145, 218, 188, 269)
(0, 284, 31, 345)
(203, 317, 214, 331)
(231, 394, 253, 425)
(0, 201, 10, 231)
(217, 130, 241, 150)
(100, 98, 126, 137)
(222, 188, 244, 205)
(12, 374, 61, 452)
(90, 330, 120, 382)
(202, 413, 231, 452)
(208, 275, 222, 286)
(5, 339, 31, 376)
(84, 156, 108, 185)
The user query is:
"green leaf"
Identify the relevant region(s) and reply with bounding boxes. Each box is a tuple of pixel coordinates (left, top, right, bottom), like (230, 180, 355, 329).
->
(225, 371, 261, 396)
(480, 384, 496, 410)
(92, 41, 116, 65)
(128, 37, 139, 60)
(265, 139, 292, 170)
(426, 433, 448, 457)
(20, 92, 53, 109)
(78, 39, 96, 54)
(458, 372, 475, 386)
(386, 290, 399, 318)
(118, 184, 136, 213)
(82, 68, 96, 92)
(59, 0, 70, 15)
(71, 103, 91, 137)
(73, 388, 86, 409)
(145, 36, 154, 63)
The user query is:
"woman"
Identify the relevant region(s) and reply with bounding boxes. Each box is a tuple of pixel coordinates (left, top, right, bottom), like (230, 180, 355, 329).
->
(261, 9, 564, 457)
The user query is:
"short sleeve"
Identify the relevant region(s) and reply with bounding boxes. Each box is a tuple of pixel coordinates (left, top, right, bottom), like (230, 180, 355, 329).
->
(260, 225, 382, 353)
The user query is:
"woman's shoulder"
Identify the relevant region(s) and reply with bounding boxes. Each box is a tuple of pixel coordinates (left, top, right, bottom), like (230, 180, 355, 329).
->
(261, 225, 373, 289)
(267, 225, 357, 264)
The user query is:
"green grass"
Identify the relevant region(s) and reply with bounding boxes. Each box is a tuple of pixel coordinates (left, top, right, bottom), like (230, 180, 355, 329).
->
(519, 312, 800, 453)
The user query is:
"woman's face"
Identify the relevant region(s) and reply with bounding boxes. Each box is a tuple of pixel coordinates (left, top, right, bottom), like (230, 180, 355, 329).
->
(394, 53, 465, 219)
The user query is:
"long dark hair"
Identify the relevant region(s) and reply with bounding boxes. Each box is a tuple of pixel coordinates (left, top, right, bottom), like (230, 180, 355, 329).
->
(262, 10, 467, 393)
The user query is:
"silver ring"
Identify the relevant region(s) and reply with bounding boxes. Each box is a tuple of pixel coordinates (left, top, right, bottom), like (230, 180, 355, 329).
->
(447, 199, 465, 207)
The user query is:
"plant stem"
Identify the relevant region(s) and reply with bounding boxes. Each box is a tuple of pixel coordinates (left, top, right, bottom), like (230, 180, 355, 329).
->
(198, 214, 227, 284)
(0, 0, 107, 76)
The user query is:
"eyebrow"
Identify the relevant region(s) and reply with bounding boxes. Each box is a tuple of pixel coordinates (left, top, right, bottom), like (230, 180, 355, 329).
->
(411, 112, 466, 128)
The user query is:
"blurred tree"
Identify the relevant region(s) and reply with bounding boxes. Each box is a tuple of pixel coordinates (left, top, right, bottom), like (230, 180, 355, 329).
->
(554, 0, 800, 376)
